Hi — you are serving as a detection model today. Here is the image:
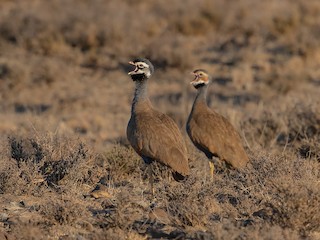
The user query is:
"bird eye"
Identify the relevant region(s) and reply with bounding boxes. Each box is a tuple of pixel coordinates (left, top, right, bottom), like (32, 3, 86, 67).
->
(138, 64, 144, 69)
(199, 73, 203, 76)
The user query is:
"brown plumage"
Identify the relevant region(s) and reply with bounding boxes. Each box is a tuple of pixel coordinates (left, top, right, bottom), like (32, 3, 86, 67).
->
(126, 58, 189, 194)
(186, 69, 249, 177)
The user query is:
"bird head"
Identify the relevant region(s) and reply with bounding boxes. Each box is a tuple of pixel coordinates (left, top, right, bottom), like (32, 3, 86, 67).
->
(128, 58, 154, 81)
(190, 69, 210, 89)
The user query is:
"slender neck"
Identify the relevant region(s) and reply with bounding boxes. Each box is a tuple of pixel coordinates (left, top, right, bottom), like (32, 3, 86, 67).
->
(131, 79, 150, 113)
(194, 84, 208, 105)
(189, 84, 209, 117)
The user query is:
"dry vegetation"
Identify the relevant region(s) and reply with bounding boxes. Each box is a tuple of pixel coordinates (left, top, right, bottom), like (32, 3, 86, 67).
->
(0, 0, 319, 239)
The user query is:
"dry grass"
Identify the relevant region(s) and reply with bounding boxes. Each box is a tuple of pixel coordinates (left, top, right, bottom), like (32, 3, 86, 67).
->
(0, 132, 319, 239)
(0, 0, 320, 239)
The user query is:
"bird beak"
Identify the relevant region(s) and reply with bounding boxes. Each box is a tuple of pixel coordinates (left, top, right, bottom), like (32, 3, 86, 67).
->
(128, 61, 137, 75)
(190, 72, 199, 85)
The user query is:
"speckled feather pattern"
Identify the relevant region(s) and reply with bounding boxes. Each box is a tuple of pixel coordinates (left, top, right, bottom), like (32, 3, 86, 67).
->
(127, 100, 190, 176)
(187, 98, 249, 169)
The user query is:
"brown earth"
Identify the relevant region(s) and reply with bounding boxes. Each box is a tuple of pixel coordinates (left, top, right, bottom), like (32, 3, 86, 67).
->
(0, 0, 319, 239)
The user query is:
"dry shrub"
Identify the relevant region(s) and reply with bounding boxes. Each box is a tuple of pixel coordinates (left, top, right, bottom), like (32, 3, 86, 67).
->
(0, 133, 98, 195)
(127, 148, 319, 239)
(243, 102, 320, 155)
(248, 151, 320, 236)
(285, 104, 320, 142)
(102, 145, 142, 182)
(298, 140, 320, 162)
(1, 134, 319, 239)
(39, 198, 86, 225)
(242, 111, 283, 148)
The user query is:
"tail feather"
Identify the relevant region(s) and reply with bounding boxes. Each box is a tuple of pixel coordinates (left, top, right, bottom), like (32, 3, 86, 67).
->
(172, 171, 188, 182)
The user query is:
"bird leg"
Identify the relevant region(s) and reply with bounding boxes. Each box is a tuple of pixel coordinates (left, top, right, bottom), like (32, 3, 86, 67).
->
(209, 161, 215, 179)
(148, 164, 154, 196)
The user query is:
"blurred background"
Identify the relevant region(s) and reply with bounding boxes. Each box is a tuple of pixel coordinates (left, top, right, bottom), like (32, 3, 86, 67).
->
(0, 0, 319, 152)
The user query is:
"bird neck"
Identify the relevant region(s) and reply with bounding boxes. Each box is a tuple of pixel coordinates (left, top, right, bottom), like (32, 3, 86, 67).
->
(194, 84, 208, 106)
(189, 84, 209, 116)
(131, 80, 151, 113)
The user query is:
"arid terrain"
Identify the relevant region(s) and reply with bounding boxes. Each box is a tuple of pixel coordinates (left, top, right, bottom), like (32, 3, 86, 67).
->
(0, 0, 319, 239)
